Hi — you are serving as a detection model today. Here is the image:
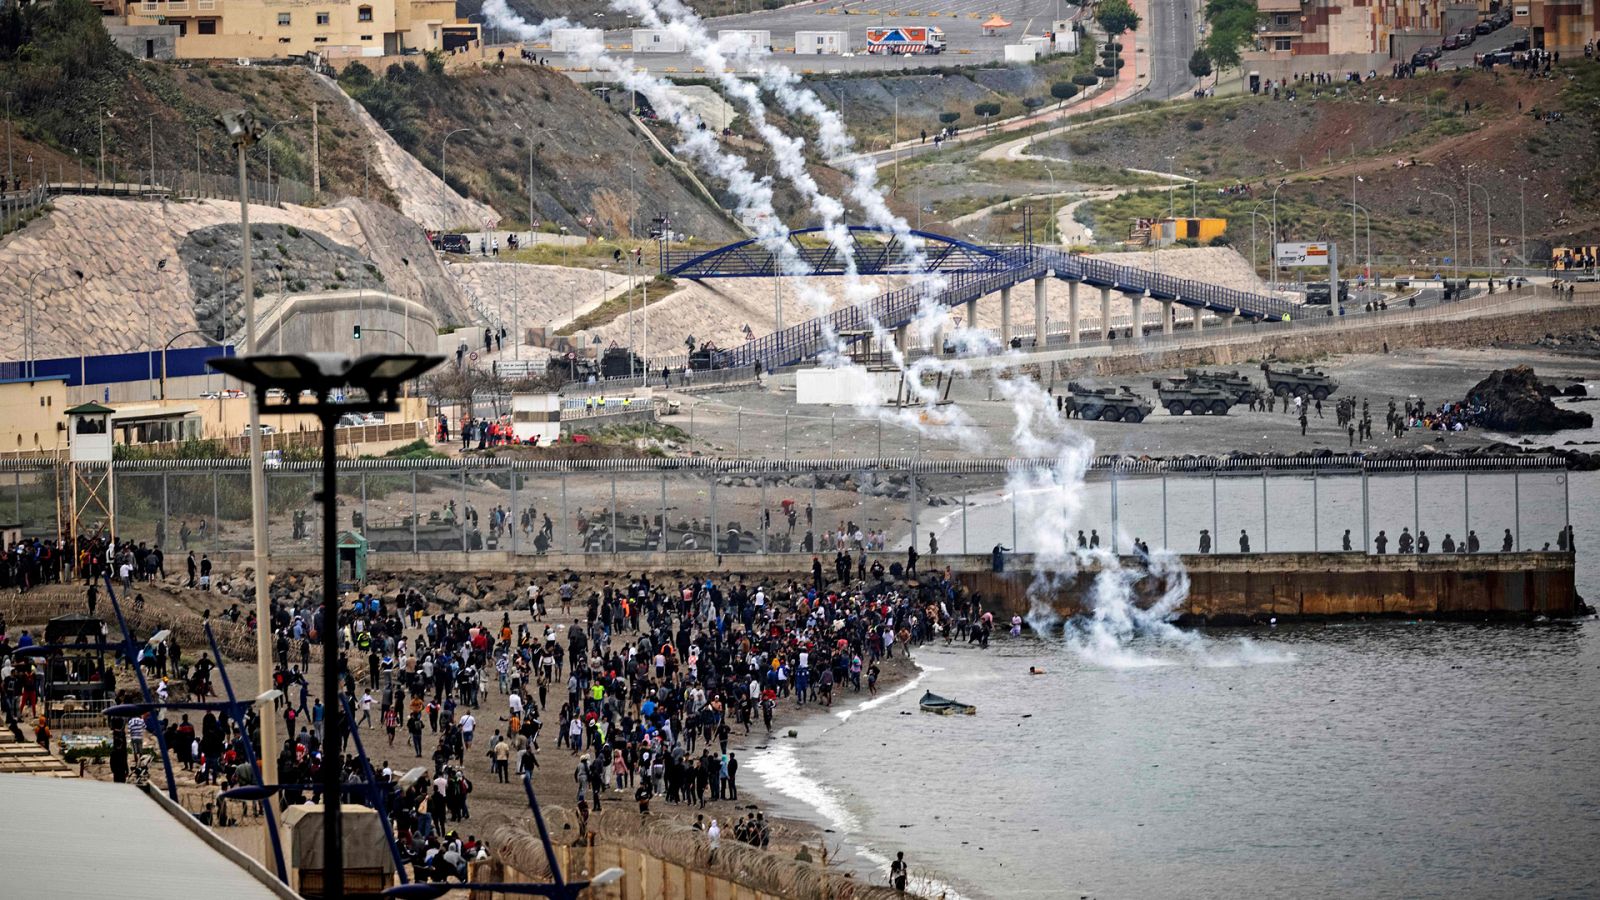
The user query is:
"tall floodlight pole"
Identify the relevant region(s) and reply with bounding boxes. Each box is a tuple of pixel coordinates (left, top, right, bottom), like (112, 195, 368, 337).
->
(214, 109, 276, 819)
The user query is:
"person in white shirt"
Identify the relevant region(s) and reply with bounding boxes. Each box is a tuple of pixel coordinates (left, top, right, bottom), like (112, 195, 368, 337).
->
(459, 712, 476, 750)
(359, 691, 374, 727)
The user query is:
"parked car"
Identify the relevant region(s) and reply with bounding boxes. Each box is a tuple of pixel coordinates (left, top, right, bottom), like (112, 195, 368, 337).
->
(1441, 34, 1462, 50)
(242, 423, 277, 436)
(1412, 46, 1441, 64)
(432, 233, 471, 254)
(1475, 20, 1494, 34)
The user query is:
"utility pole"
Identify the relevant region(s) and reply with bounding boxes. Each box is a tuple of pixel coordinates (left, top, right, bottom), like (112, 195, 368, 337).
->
(148, 116, 156, 187)
(5, 91, 13, 186)
(98, 107, 111, 183)
(310, 101, 320, 198)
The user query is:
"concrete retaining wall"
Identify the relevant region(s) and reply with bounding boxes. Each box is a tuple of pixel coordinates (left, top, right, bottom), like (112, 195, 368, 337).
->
(223, 549, 1580, 620)
(1058, 299, 1600, 379)
(961, 551, 1581, 621)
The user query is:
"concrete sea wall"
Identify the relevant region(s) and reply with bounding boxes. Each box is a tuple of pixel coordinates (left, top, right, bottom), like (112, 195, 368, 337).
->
(962, 551, 1582, 622)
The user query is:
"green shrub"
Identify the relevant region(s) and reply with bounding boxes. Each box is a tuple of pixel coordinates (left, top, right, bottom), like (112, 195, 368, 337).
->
(1072, 74, 1099, 87)
(1050, 81, 1080, 100)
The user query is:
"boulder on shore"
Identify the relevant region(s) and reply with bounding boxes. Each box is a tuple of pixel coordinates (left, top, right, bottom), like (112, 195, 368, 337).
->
(1466, 366, 1594, 433)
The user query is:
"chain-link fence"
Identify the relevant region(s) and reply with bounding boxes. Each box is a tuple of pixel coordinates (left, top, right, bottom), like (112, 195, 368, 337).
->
(8, 457, 1570, 560)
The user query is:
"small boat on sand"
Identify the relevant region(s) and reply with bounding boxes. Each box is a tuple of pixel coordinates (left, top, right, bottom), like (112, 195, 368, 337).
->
(919, 691, 976, 715)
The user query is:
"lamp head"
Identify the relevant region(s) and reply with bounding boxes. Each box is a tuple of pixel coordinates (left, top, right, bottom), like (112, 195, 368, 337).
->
(215, 109, 264, 147)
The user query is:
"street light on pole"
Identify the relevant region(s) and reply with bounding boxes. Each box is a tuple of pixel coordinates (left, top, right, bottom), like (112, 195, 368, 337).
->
(1421, 189, 1459, 278)
(440, 127, 470, 188)
(98, 106, 113, 184)
(1465, 178, 1493, 271)
(1270, 180, 1287, 293)
(260, 117, 302, 205)
(209, 351, 443, 900)
(212, 109, 277, 844)
(1344, 202, 1371, 283)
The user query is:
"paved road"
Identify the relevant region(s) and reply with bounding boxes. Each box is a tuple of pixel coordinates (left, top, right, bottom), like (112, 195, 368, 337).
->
(1138, 0, 1200, 101)
(545, 0, 1076, 73)
(1435, 25, 1526, 70)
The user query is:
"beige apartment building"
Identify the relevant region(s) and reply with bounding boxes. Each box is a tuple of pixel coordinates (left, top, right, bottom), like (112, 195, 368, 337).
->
(93, 0, 480, 60)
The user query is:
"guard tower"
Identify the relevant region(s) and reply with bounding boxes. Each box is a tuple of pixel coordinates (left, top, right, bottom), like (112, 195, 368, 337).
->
(65, 401, 115, 540)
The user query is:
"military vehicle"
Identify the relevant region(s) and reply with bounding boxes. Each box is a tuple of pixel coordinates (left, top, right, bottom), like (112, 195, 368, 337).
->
(1262, 364, 1339, 400)
(1066, 382, 1154, 423)
(1172, 369, 1264, 406)
(1154, 379, 1234, 416)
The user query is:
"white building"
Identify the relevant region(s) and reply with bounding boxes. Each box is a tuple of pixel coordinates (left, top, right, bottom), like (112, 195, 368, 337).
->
(717, 28, 771, 51)
(794, 30, 848, 55)
(632, 28, 687, 53)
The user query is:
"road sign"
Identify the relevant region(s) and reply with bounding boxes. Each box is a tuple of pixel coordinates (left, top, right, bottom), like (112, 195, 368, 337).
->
(469, 351, 479, 362)
(1275, 241, 1332, 268)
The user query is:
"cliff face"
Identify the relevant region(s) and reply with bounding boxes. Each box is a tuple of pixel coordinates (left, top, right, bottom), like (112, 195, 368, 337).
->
(1466, 366, 1594, 433)
(0, 196, 470, 360)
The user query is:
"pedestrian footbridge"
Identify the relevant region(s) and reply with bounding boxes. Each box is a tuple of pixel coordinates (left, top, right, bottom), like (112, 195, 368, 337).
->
(662, 226, 1295, 371)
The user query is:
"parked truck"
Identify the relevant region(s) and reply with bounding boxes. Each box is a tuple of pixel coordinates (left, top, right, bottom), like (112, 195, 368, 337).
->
(865, 26, 946, 55)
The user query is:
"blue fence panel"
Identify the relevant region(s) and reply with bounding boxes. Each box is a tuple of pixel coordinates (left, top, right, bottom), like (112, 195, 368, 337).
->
(0, 345, 234, 387)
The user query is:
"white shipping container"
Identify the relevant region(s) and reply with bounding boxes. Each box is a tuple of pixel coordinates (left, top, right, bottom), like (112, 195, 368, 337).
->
(632, 28, 687, 53)
(1054, 29, 1079, 53)
(717, 29, 772, 51)
(550, 27, 602, 54)
(794, 30, 847, 55)
(1003, 43, 1041, 63)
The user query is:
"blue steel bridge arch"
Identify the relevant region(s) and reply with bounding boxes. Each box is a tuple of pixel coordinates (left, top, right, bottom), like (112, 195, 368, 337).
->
(663, 225, 1015, 279)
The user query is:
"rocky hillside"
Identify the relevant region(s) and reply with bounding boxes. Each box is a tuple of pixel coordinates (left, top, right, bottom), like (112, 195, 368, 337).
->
(337, 59, 737, 239)
(0, 196, 471, 360)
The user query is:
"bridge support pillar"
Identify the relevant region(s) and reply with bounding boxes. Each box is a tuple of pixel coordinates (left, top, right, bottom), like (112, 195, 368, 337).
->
(1033, 276, 1048, 347)
(894, 324, 909, 353)
(1131, 294, 1145, 344)
(1161, 300, 1174, 336)
(1099, 286, 1111, 340)
(1192, 307, 1204, 333)
(1224, 315, 1235, 330)
(964, 298, 977, 332)
(1068, 281, 1080, 345)
(1000, 286, 1013, 346)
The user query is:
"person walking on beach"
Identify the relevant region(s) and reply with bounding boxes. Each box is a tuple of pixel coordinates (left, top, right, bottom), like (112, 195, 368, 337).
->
(891, 851, 909, 892)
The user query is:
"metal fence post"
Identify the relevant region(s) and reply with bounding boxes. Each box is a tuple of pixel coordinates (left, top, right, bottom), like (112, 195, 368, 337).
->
(212, 472, 220, 549)
(610, 473, 618, 554)
(411, 472, 418, 554)
(659, 473, 667, 554)
(460, 471, 469, 552)
(561, 473, 569, 554)
(1261, 470, 1269, 553)
(760, 477, 768, 554)
(877, 417, 883, 457)
(15, 470, 23, 528)
(735, 408, 742, 457)
(1413, 470, 1420, 545)
(361, 472, 368, 541)
(908, 472, 919, 552)
(962, 490, 969, 555)
(161, 473, 169, 550)
(1011, 482, 1018, 551)
(709, 471, 718, 554)
(1212, 471, 1218, 552)
(1110, 469, 1119, 554)
(1161, 473, 1168, 548)
(1361, 468, 1370, 553)
(783, 411, 789, 459)
(1513, 471, 1520, 551)
(1463, 471, 1470, 547)
(1312, 469, 1318, 551)
(509, 470, 519, 555)
(809, 475, 818, 555)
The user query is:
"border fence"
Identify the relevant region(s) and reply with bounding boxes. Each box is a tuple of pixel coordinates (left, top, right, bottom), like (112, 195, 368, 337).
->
(9, 455, 1572, 560)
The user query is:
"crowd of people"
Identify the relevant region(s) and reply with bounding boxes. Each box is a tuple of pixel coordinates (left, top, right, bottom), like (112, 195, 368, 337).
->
(111, 557, 988, 884)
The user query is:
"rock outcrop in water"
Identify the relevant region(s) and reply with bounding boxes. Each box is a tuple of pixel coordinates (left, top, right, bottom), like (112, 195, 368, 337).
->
(1464, 366, 1594, 433)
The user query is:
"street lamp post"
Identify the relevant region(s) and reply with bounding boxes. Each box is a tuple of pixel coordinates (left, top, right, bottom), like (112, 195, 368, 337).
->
(6, 91, 15, 186)
(213, 108, 278, 827)
(1345, 202, 1371, 284)
(1270, 180, 1287, 293)
(1517, 175, 1528, 266)
(1465, 178, 1493, 271)
(1421, 190, 1459, 278)
(440, 127, 470, 187)
(210, 351, 443, 900)
(24, 266, 86, 378)
(261, 117, 302, 205)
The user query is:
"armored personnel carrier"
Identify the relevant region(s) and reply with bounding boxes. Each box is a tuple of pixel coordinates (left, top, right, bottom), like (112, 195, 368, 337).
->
(1262, 364, 1339, 400)
(1066, 382, 1153, 423)
(1176, 369, 1263, 406)
(1154, 379, 1234, 416)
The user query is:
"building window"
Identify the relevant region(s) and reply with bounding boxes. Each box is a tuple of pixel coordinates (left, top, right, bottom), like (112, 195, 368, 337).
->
(1274, 36, 1292, 50)
(197, 18, 216, 34)
(277, 11, 290, 25)
(316, 11, 329, 25)
(360, 34, 373, 40)
(358, 5, 372, 21)
(314, 35, 328, 42)
(1274, 14, 1290, 26)
(176, 19, 187, 35)
(279, 37, 291, 42)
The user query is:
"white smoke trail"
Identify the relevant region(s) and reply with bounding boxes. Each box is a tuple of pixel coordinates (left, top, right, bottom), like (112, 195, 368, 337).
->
(477, 0, 1286, 670)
